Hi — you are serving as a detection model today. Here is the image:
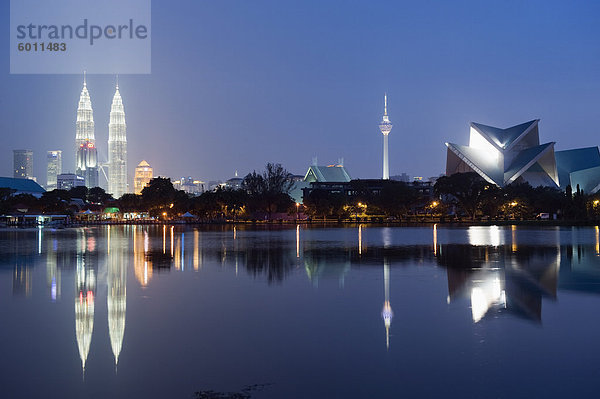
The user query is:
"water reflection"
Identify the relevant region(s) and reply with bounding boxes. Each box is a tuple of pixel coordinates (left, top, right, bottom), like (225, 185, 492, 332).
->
(46, 237, 61, 301)
(382, 258, 393, 349)
(5, 225, 600, 370)
(107, 226, 127, 369)
(75, 229, 97, 374)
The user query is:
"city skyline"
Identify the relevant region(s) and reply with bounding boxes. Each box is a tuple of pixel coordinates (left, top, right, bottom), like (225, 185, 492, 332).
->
(2, 1, 600, 185)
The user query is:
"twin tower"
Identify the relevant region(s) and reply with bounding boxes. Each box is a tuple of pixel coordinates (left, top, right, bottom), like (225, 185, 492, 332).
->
(76, 74, 127, 198)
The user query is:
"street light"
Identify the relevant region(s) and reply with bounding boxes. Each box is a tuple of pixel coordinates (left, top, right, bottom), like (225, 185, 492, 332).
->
(296, 202, 300, 220)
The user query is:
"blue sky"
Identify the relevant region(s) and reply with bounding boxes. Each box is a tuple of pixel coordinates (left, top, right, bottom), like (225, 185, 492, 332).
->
(1, 0, 600, 185)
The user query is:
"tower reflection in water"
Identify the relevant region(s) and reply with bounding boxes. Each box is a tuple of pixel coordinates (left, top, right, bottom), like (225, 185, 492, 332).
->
(75, 229, 97, 375)
(73, 227, 129, 374)
(382, 258, 393, 349)
(107, 226, 127, 369)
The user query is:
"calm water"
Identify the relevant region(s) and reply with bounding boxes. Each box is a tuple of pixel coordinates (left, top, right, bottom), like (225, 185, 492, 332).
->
(1, 224, 600, 398)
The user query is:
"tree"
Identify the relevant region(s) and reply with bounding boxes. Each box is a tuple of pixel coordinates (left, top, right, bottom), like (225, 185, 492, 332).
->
(0, 188, 16, 214)
(69, 186, 88, 200)
(434, 172, 491, 220)
(303, 189, 347, 220)
(242, 163, 294, 219)
(141, 177, 178, 216)
(39, 189, 71, 214)
(118, 193, 143, 213)
(376, 181, 419, 218)
(88, 187, 113, 204)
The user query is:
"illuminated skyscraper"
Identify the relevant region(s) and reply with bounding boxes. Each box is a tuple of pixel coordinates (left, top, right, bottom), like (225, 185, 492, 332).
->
(134, 160, 153, 194)
(46, 150, 62, 190)
(75, 73, 99, 188)
(108, 81, 128, 198)
(13, 149, 33, 179)
(378, 94, 393, 180)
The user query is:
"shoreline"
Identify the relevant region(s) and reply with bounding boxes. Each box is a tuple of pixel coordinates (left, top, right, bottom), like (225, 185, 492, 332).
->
(3, 219, 600, 228)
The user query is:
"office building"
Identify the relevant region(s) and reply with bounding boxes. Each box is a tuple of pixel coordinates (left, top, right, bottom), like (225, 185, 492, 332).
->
(46, 150, 62, 190)
(134, 160, 153, 194)
(57, 173, 85, 190)
(13, 149, 33, 179)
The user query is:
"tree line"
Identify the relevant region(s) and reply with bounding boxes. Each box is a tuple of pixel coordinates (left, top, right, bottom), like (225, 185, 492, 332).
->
(2, 168, 600, 222)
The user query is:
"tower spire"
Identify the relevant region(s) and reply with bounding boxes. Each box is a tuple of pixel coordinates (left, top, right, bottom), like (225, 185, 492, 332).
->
(116, 74, 119, 90)
(384, 93, 387, 116)
(83, 70, 86, 87)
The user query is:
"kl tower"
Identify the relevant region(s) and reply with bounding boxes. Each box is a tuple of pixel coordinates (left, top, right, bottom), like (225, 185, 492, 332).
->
(379, 94, 393, 180)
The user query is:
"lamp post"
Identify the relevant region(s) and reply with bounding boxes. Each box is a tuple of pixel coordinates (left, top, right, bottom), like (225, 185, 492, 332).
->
(296, 202, 300, 220)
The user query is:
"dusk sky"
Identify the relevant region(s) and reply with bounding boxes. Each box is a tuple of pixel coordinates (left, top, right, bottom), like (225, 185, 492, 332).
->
(2, 0, 600, 184)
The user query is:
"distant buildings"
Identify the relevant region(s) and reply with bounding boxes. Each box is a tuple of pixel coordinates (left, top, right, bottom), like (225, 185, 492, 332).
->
(46, 150, 62, 190)
(290, 162, 352, 203)
(108, 82, 128, 199)
(390, 173, 410, 183)
(75, 74, 99, 188)
(13, 149, 33, 179)
(57, 173, 85, 190)
(222, 172, 243, 190)
(174, 177, 205, 195)
(304, 163, 352, 183)
(446, 119, 600, 192)
(134, 160, 153, 194)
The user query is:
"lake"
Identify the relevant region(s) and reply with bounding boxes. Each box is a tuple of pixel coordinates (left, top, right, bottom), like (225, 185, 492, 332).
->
(1, 224, 600, 398)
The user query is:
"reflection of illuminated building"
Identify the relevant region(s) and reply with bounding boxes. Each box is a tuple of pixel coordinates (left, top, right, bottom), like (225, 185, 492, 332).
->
(133, 226, 153, 286)
(107, 227, 127, 368)
(382, 258, 393, 349)
(12, 264, 32, 296)
(46, 239, 61, 301)
(304, 254, 350, 288)
(467, 225, 503, 247)
(441, 244, 560, 323)
(469, 270, 506, 323)
(75, 229, 97, 374)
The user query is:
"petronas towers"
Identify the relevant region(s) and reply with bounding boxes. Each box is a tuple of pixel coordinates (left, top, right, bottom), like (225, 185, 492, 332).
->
(108, 83, 128, 198)
(75, 74, 128, 196)
(75, 75, 98, 188)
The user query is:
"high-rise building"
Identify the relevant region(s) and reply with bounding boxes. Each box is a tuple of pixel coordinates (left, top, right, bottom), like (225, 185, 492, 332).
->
(134, 160, 153, 194)
(174, 176, 204, 195)
(57, 173, 85, 190)
(13, 149, 33, 179)
(108, 81, 128, 199)
(378, 94, 393, 180)
(46, 150, 62, 190)
(75, 74, 99, 188)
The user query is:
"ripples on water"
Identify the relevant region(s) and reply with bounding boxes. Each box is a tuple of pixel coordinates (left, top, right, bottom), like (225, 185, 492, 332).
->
(1, 224, 600, 398)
